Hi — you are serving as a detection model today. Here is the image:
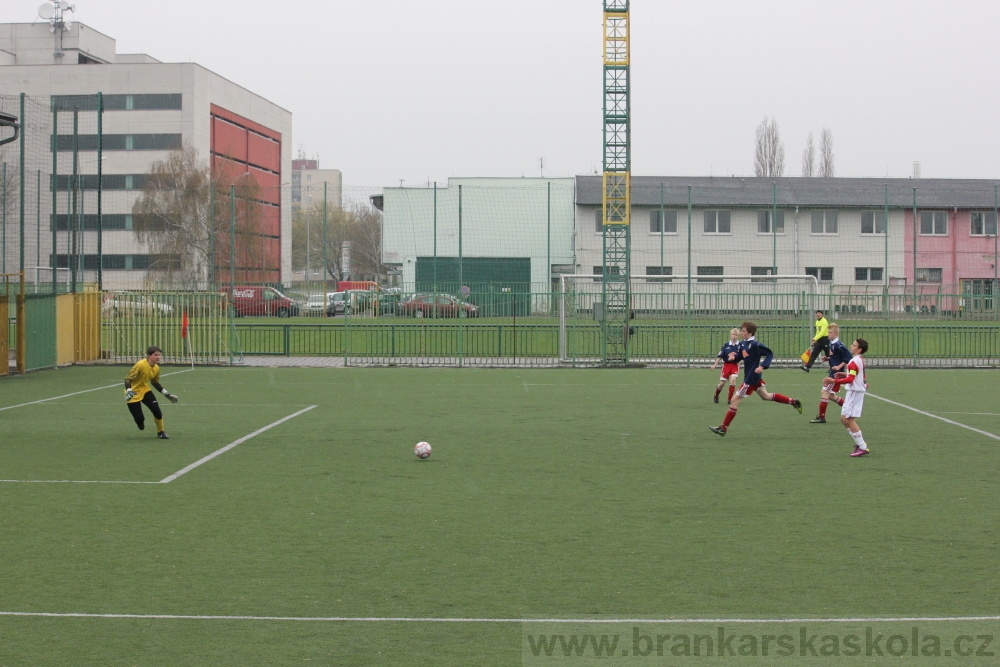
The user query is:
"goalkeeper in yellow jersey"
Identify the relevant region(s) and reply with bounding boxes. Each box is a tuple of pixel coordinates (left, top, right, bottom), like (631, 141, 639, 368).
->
(124, 345, 179, 439)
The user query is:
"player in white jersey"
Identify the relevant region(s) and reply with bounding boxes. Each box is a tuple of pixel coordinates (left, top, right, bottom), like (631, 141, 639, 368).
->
(822, 338, 870, 457)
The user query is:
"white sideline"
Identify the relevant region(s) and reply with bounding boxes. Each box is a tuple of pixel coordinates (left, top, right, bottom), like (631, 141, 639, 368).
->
(0, 611, 999, 624)
(157, 405, 317, 483)
(867, 393, 1000, 442)
(0, 369, 193, 412)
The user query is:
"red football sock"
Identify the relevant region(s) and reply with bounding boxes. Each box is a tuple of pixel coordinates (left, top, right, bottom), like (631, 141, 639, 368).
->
(819, 399, 828, 418)
(728, 385, 735, 401)
(833, 395, 844, 406)
(714, 387, 721, 398)
(722, 407, 737, 428)
(771, 393, 792, 405)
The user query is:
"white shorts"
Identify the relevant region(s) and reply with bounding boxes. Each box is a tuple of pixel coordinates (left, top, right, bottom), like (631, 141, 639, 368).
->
(841, 390, 865, 419)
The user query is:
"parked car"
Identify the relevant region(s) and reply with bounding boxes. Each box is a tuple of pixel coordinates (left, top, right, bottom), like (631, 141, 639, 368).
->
(102, 293, 174, 317)
(326, 291, 346, 316)
(230, 286, 299, 317)
(397, 293, 480, 318)
(302, 294, 330, 316)
(301, 292, 346, 317)
(344, 289, 401, 316)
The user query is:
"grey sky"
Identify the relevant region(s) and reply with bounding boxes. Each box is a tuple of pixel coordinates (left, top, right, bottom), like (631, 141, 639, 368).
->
(26, 0, 1000, 187)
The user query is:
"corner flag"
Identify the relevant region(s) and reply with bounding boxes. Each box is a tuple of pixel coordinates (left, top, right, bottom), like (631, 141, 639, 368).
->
(182, 311, 194, 369)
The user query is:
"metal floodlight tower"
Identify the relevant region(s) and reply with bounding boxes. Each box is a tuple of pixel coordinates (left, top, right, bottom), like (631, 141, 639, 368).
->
(0, 111, 19, 147)
(601, 0, 631, 365)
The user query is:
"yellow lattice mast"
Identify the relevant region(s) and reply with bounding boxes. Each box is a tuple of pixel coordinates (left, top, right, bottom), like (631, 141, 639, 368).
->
(601, 0, 631, 365)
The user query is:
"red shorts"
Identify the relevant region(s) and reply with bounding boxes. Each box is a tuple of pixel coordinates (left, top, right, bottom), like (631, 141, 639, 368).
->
(720, 362, 739, 380)
(736, 380, 765, 398)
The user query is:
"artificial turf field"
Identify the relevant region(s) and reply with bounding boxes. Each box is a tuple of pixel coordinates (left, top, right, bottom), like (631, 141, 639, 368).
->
(0, 365, 998, 666)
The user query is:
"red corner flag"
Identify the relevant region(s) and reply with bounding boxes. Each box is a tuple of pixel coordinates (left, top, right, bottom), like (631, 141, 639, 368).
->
(181, 311, 189, 339)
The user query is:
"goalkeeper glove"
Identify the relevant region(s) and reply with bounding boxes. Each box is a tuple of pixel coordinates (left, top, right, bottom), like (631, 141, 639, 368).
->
(124, 389, 137, 402)
(162, 389, 179, 404)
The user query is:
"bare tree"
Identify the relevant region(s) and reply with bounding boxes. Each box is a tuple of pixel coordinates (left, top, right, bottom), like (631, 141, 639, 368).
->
(801, 132, 816, 177)
(819, 127, 835, 177)
(294, 199, 383, 282)
(754, 116, 785, 177)
(133, 145, 266, 288)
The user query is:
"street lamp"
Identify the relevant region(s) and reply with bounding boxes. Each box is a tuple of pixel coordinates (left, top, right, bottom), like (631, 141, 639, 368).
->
(306, 193, 312, 285)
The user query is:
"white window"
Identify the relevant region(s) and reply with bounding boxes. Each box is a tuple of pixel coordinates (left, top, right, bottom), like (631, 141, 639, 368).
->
(696, 266, 724, 282)
(861, 211, 887, 235)
(920, 211, 948, 235)
(757, 210, 785, 234)
(645, 266, 672, 282)
(750, 266, 776, 282)
(650, 210, 677, 234)
(810, 210, 838, 234)
(806, 267, 834, 282)
(971, 212, 998, 236)
(593, 207, 626, 231)
(916, 267, 943, 283)
(855, 267, 884, 282)
(703, 210, 731, 234)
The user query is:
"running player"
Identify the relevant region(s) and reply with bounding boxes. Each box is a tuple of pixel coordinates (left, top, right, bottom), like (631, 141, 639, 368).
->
(810, 323, 852, 423)
(124, 345, 179, 439)
(709, 321, 803, 437)
(710, 328, 742, 404)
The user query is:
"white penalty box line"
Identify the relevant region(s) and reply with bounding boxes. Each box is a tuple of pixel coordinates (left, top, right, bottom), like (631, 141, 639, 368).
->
(0, 405, 317, 485)
(0, 612, 999, 624)
(0, 369, 194, 413)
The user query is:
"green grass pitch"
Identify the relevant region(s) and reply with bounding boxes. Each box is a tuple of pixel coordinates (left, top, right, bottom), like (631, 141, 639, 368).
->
(1, 366, 998, 665)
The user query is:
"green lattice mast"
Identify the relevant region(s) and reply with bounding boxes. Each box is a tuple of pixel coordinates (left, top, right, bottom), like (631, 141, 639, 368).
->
(601, 0, 631, 365)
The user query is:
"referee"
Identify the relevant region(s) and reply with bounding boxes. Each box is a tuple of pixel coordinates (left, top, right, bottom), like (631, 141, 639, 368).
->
(801, 310, 830, 372)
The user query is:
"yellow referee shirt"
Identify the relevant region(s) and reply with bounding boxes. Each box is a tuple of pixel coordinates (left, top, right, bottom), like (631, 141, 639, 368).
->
(125, 359, 160, 403)
(813, 316, 829, 342)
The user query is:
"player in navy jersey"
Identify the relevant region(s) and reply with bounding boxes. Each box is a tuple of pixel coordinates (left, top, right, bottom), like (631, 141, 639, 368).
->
(709, 321, 802, 437)
(710, 328, 742, 404)
(810, 323, 852, 423)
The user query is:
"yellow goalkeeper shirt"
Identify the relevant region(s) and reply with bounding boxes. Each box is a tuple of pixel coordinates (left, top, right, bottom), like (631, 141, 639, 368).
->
(125, 359, 160, 403)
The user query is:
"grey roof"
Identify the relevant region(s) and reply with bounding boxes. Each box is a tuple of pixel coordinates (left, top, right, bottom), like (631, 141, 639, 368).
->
(575, 176, 1000, 209)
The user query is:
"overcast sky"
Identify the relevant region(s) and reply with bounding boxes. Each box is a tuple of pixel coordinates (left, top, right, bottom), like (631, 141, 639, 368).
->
(29, 0, 1000, 187)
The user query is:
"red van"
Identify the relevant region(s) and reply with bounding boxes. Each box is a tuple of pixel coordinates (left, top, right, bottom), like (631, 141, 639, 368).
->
(230, 286, 300, 317)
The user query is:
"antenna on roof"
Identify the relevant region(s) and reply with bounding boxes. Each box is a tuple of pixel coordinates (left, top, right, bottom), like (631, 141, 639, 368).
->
(42, 1, 77, 60)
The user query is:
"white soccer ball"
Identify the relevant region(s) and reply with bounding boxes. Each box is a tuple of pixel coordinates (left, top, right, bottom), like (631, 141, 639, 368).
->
(414, 441, 432, 459)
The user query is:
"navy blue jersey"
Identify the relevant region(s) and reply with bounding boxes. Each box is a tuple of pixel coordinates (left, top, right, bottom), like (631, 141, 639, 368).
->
(739, 337, 774, 385)
(717, 340, 741, 363)
(826, 338, 853, 377)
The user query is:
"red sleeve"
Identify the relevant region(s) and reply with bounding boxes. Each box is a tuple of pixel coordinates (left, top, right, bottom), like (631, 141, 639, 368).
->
(832, 360, 860, 387)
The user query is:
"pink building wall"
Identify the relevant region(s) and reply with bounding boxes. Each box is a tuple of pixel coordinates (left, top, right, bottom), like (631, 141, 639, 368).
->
(903, 210, 999, 288)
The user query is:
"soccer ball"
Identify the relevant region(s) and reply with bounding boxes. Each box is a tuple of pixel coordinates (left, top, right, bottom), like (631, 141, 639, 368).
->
(414, 441, 432, 459)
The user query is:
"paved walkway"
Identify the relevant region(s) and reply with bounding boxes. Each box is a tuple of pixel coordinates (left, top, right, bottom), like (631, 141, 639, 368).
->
(237, 355, 346, 367)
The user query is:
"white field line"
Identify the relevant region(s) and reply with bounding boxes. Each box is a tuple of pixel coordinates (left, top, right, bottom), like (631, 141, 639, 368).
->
(0, 612, 999, 624)
(157, 405, 317, 483)
(0, 369, 194, 412)
(0, 404, 317, 485)
(867, 393, 1000, 442)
